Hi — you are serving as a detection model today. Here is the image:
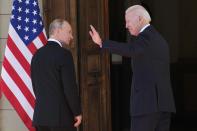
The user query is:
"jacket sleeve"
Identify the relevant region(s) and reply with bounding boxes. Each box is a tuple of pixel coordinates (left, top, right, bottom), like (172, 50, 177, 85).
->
(102, 33, 150, 57)
(60, 50, 81, 116)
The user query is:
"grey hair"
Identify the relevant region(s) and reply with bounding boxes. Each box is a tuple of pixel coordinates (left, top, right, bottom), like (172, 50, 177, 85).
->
(125, 5, 151, 23)
(49, 19, 68, 37)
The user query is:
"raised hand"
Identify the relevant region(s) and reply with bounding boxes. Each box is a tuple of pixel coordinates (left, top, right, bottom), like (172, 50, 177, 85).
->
(89, 25, 102, 47)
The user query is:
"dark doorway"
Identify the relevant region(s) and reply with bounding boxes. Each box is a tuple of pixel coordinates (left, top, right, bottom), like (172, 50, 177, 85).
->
(109, 0, 131, 131)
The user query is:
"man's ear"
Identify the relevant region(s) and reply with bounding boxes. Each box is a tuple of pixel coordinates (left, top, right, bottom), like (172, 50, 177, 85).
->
(138, 16, 145, 25)
(52, 29, 59, 38)
(138, 16, 142, 22)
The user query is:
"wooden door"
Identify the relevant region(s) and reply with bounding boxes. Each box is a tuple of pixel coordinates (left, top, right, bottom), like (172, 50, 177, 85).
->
(78, 0, 111, 130)
(43, 0, 111, 131)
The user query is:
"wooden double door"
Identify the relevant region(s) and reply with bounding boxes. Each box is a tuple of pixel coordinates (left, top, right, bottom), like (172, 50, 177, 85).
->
(42, 0, 111, 131)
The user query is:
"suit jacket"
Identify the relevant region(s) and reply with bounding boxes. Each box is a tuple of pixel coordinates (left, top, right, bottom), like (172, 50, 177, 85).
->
(102, 25, 176, 116)
(31, 41, 81, 127)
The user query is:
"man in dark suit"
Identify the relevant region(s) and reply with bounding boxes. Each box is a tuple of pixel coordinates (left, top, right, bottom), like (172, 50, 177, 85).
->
(89, 5, 175, 131)
(31, 19, 82, 131)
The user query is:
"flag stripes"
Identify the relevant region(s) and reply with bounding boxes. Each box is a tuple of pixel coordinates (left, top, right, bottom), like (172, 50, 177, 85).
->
(0, 0, 47, 130)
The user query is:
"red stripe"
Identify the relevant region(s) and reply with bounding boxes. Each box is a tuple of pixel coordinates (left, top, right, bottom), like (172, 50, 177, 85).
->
(27, 42, 38, 55)
(0, 79, 35, 131)
(7, 36, 31, 77)
(39, 32, 47, 45)
(3, 57, 35, 108)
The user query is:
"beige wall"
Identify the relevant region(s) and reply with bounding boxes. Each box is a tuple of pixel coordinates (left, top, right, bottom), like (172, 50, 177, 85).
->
(0, 0, 43, 130)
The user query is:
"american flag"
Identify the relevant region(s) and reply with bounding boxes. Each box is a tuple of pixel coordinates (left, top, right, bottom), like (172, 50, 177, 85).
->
(0, 0, 47, 130)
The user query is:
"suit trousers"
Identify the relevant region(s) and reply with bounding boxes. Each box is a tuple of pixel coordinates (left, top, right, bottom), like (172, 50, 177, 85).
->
(35, 126, 77, 131)
(131, 112, 171, 131)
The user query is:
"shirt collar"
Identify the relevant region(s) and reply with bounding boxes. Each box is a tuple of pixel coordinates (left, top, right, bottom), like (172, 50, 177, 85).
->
(48, 38, 62, 47)
(140, 24, 150, 33)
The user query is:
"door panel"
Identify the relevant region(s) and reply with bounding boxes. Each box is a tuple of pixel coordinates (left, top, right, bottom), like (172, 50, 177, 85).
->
(78, 0, 111, 130)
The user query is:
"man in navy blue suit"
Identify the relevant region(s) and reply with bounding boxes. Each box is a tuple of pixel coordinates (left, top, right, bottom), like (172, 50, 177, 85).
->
(89, 5, 175, 131)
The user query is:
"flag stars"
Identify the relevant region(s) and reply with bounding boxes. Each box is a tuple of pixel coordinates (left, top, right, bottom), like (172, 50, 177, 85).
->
(32, 28, 37, 33)
(32, 19, 37, 24)
(24, 17, 29, 23)
(17, 16, 22, 21)
(39, 21, 43, 26)
(24, 35, 29, 40)
(32, 10, 37, 15)
(24, 26, 29, 32)
(18, 7, 22, 12)
(11, 0, 45, 44)
(11, 15, 15, 20)
(25, 0, 30, 5)
(33, 1, 37, 6)
(25, 8, 30, 14)
(17, 25, 21, 30)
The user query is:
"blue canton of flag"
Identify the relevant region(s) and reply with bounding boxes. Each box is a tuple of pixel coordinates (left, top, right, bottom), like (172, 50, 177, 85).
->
(11, 0, 44, 45)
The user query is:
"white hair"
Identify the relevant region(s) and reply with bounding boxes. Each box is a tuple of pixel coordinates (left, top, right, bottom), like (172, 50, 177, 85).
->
(125, 5, 151, 23)
(49, 19, 69, 37)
